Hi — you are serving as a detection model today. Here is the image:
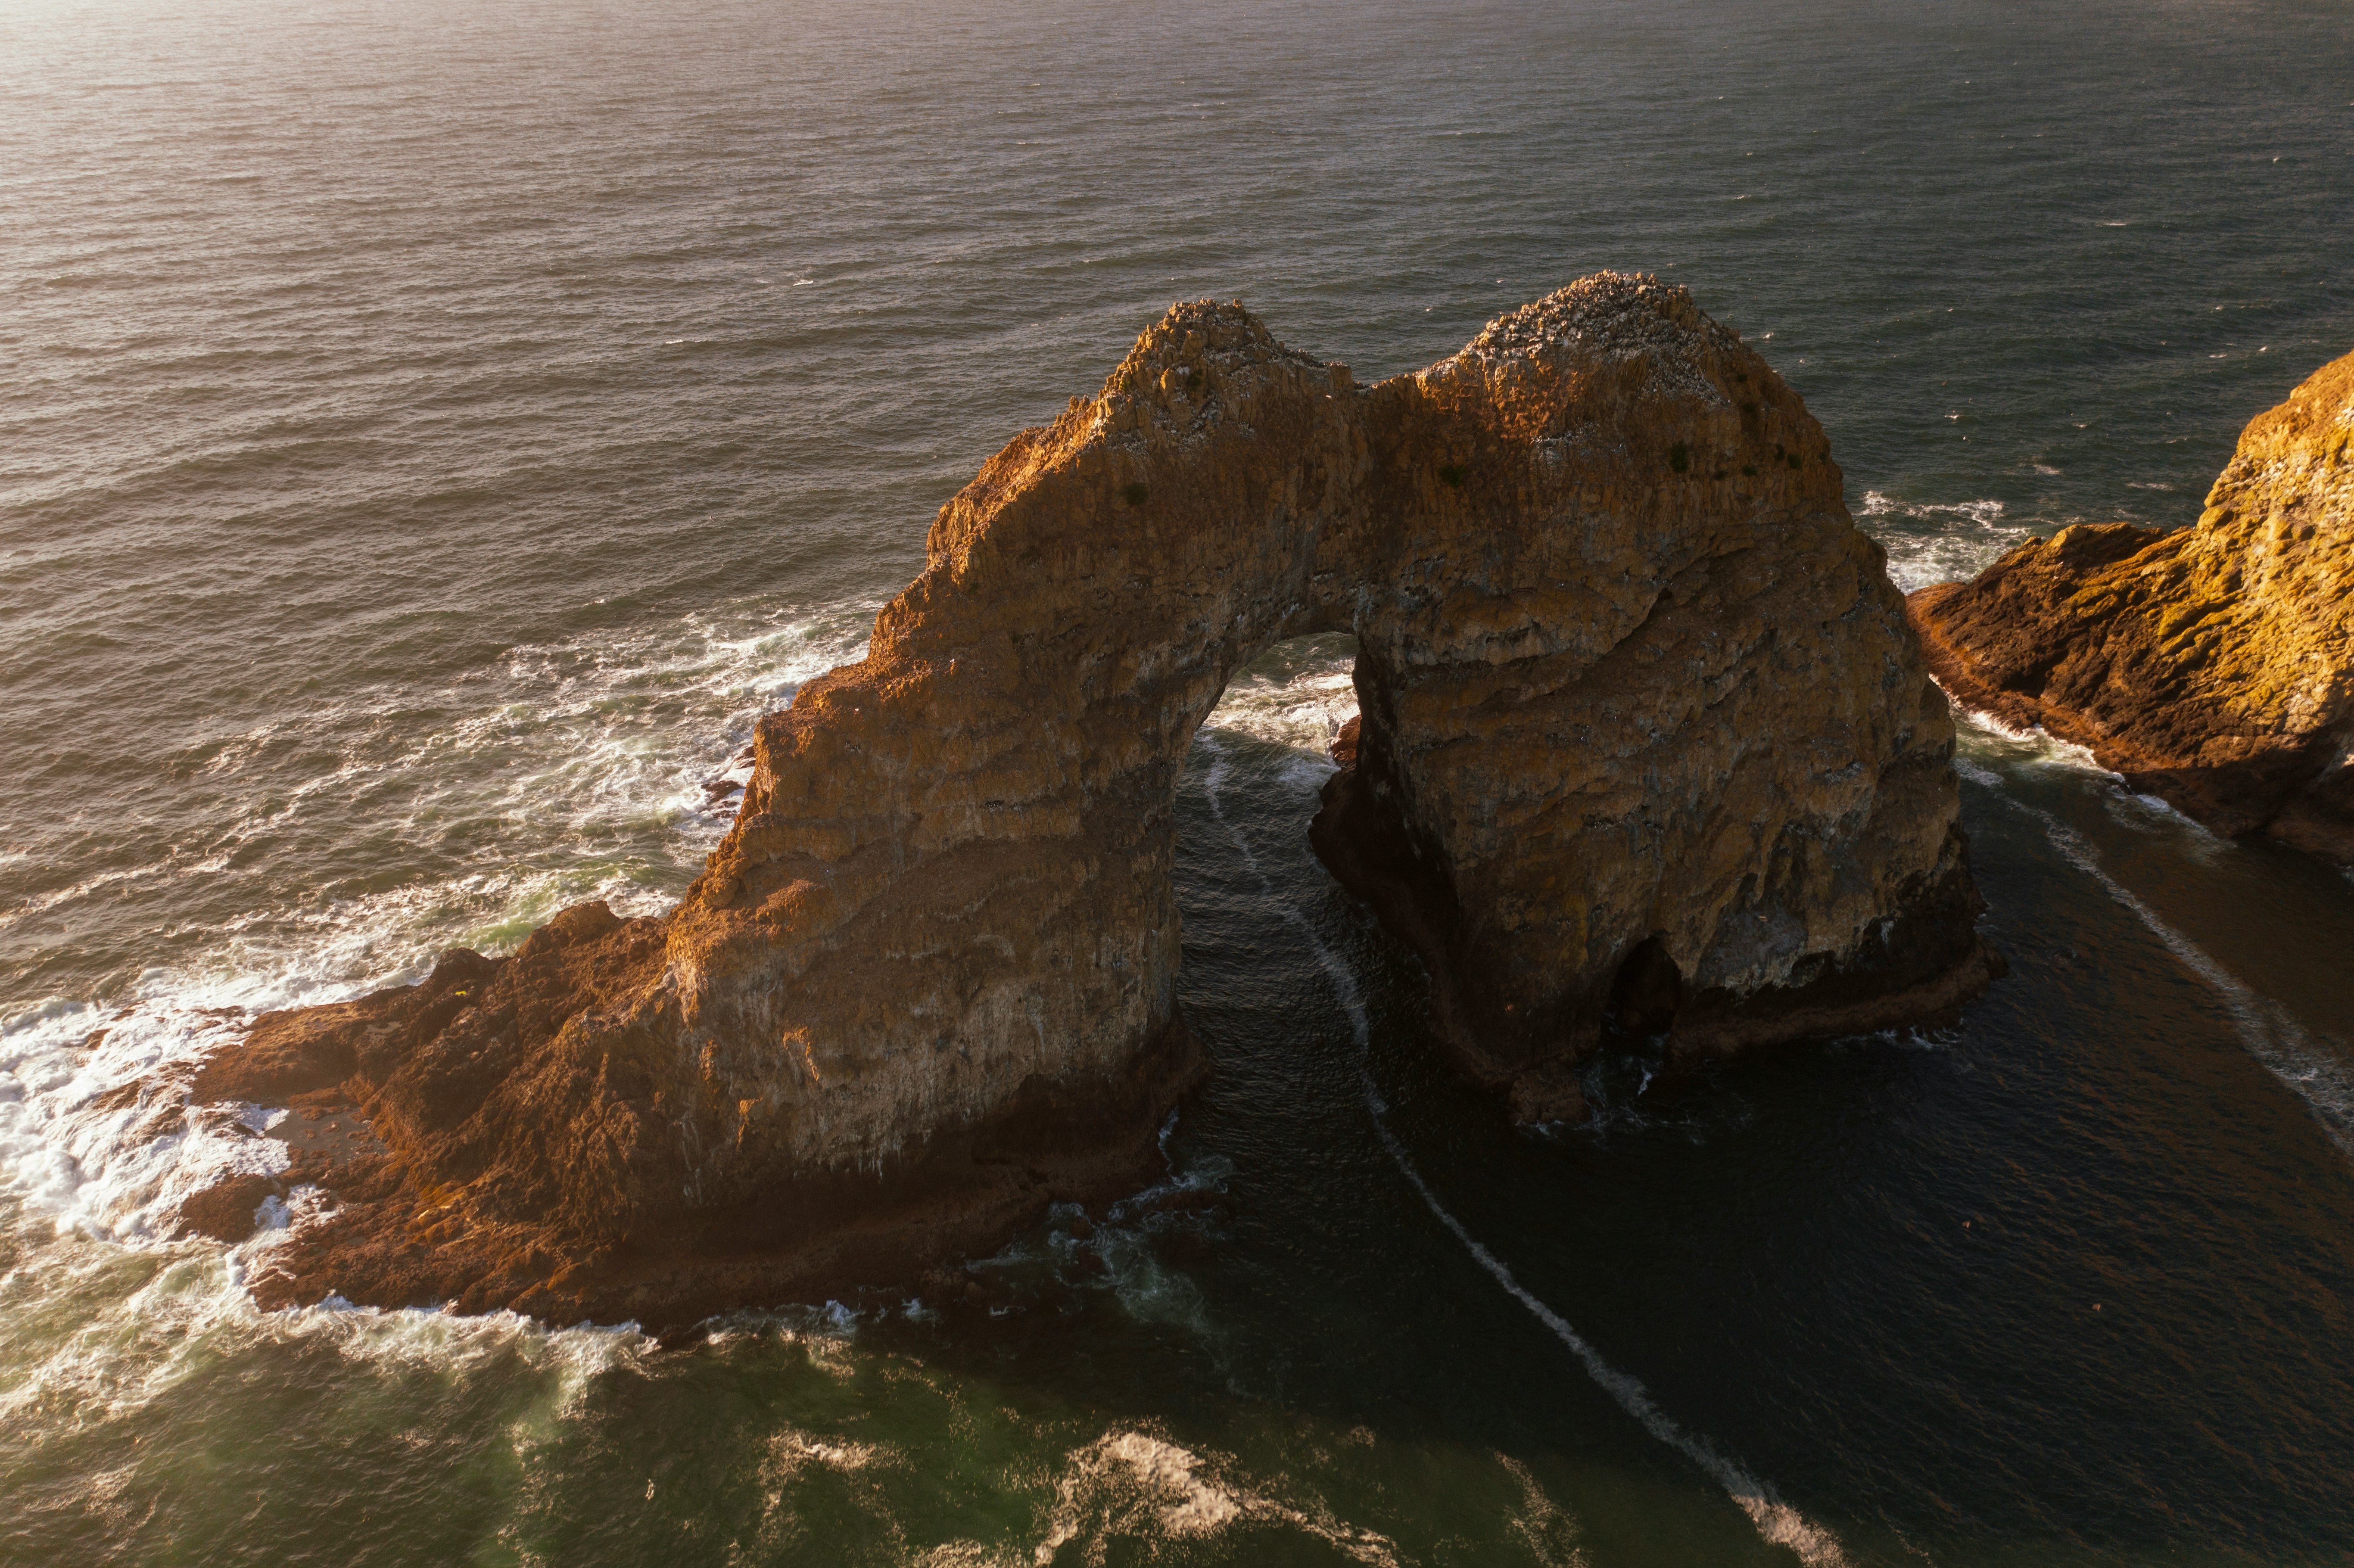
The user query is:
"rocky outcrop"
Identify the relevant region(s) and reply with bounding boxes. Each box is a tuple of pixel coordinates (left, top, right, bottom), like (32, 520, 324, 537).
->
(1909, 347, 2354, 862)
(194, 274, 1993, 1325)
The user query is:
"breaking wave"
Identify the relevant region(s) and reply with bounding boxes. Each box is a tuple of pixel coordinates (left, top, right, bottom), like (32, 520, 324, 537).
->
(1200, 632, 1359, 755)
(2, 597, 872, 980)
(2, 598, 873, 1276)
(1032, 1428, 1401, 1566)
(1857, 490, 2035, 592)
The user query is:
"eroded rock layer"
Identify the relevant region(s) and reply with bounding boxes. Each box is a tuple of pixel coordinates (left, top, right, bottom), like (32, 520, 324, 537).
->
(1909, 347, 2354, 862)
(196, 274, 1993, 1323)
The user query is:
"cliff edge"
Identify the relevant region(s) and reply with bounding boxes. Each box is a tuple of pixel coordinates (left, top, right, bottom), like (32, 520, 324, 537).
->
(194, 274, 1995, 1324)
(1909, 346, 2354, 862)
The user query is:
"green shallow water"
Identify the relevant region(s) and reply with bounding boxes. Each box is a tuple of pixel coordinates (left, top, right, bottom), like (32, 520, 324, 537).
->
(3, 1, 2352, 1563)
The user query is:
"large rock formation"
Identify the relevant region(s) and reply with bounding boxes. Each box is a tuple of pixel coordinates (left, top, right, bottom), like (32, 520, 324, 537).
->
(196, 274, 1993, 1324)
(1909, 347, 2354, 862)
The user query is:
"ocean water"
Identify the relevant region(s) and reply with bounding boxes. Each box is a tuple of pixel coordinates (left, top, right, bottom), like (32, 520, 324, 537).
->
(4, 0, 2353, 1562)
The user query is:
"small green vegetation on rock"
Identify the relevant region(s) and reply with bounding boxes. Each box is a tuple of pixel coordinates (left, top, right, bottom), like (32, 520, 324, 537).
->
(1123, 482, 1150, 507)
(1669, 442, 1691, 474)
(1439, 463, 1468, 489)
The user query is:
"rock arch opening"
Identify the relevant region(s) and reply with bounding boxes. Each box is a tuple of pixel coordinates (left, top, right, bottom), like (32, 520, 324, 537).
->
(1606, 934, 1686, 1044)
(1194, 633, 1362, 763)
(1165, 633, 1364, 1023)
(1171, 635, 1363, 927)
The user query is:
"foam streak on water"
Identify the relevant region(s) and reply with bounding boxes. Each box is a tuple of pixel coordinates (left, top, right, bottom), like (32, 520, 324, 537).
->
(1957, 757, 2354, 1156)
(1197, 737, 1849, 1567)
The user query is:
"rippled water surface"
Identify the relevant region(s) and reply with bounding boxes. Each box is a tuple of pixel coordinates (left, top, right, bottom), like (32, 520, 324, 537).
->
(4, 1, 2352, 1563)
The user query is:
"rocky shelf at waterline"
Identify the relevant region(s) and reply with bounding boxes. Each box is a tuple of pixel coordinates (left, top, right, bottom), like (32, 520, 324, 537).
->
(1909, 345, 2354, 864)
(185, 273, 1998, 1326)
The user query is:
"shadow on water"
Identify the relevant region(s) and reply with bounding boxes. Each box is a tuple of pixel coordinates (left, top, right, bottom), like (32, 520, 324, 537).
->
(834, 722, 1817, 1567)
(864, 715, 2354, 1567)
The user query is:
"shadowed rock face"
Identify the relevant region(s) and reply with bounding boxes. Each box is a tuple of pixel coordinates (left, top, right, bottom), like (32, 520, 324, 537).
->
(196, 274, 1993, 1324)
(1909, 346, 2354, 863)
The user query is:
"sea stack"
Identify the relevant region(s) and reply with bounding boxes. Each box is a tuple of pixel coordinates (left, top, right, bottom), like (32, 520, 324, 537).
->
(192, 274, 1994, 1323)
(1909, 346, 2354, 862)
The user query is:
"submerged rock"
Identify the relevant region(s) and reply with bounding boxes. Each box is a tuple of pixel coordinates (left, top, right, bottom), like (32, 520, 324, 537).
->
(178, 1172, 283, 1244)
(1910, 346, 2354, 862)
(202, 274, 1993, 1324)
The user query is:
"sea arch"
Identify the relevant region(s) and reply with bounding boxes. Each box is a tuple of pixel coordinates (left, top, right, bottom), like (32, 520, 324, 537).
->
(209, 274, 1995, 1320)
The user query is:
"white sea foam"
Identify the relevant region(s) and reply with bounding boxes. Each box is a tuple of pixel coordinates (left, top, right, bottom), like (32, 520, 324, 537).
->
(1949, 703, 2112, 777)
(1195, 737, 1849, 1566)
(0, 1217, 650, 1432)
(1032, 1428, 1400, 1567)
(456, 601, 871, 848)
(1498, 1452, 1589, 1567)
(0, 995, 282, 1246)
(1074, 1210, 1217, 1334)
(763, 1425, 891, 1479)
(968, 1145, 1232, 1341)
(1200, 635, 1358, 754)
(0, 599, 876, 1267)
(0, 589, 828, 1482)
(0, 880, 578, 1256)
(1856, 490, 2035, 592)
(4, 599, 870, 987)
(1950, 712, 2230, 857)
(1957, 758, 2354, 1154)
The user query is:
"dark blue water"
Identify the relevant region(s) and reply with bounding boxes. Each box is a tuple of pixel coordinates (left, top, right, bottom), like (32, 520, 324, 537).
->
(3, 2, 2351, 1562)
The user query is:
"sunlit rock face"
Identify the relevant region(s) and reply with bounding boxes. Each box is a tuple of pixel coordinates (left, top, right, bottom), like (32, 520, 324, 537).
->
(1911, 345, 2354, 864)
(198, 274, 1991, 1323)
